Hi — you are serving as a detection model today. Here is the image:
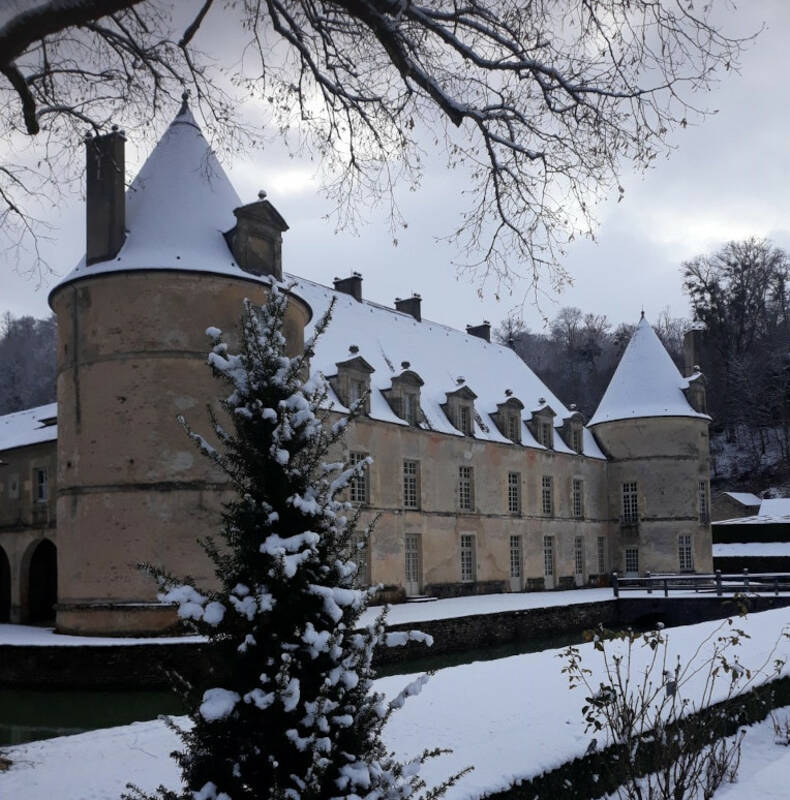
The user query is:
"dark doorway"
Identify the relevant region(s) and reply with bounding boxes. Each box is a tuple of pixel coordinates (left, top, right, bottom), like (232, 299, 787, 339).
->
(0, 547, 10, 622)
(28, 540, 57, 624)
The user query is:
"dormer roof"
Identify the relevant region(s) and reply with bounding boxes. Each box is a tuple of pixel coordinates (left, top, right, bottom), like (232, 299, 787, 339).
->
(332, 355, 375, 374)
(589, 316, 711, 426)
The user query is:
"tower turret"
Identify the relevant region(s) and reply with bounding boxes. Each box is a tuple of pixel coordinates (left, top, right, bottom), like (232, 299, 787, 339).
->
(49, 103, 310, 635)
(589, 316, 712, 576)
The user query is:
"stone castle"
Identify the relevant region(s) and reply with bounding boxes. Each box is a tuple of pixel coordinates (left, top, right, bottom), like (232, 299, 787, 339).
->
(0, 104, 713, 634)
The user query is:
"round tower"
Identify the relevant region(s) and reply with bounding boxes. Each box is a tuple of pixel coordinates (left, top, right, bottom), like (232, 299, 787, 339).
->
(588, 316, 712, 576)
(49, 105, 310, 635)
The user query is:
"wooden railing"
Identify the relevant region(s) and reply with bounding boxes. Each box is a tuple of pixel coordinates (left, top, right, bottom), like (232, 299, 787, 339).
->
(611, 569, 790, 598)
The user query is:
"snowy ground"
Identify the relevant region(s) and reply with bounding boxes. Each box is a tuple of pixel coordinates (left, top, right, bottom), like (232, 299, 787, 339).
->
(1, 587, 741, 647)
(3, 606, 790, 800)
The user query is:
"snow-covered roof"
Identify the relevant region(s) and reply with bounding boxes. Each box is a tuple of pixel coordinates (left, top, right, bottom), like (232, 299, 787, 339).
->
(722, 491, 762, 507)
(288, 276, 606, 459)
(715, 499, 790, 526)
(0, 403, 57, 453)
(52, 103, 247, 293)
(588, 315, 710, 426)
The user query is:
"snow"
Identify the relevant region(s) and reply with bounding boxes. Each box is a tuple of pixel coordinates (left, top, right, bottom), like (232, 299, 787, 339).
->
(0, 402, 57, 452)
(0, 623, 204, 647)
(588, 316, 709, 427)
(761, 498, 790, 518)
(4, 607, 790, 800)
(199, 688, 240, 722)
(723, 491, 762, 507)
(714, 542, 790, 557)
(289, 275, 606, 458)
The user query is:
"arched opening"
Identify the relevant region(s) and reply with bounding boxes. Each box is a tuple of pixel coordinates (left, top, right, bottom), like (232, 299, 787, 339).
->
(0, 546, 10, 622)
(28, 539, 57, 624)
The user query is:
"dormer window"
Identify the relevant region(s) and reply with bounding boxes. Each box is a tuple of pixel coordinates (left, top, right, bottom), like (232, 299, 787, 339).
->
(382, 369, 424, 426)
(328, 355, 375, 415)
(494, 397, 524, 444)
(561, 411, 585, 454)
(528, 404, 557, 449)
(442, 385, 478, 437)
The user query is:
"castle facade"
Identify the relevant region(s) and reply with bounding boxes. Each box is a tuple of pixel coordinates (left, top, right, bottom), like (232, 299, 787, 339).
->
(0, 105, 712, 634)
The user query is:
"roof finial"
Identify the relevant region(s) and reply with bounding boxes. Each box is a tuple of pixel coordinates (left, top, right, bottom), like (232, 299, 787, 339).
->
(258, 189, 267, 200)
(640, 307, 645, 320)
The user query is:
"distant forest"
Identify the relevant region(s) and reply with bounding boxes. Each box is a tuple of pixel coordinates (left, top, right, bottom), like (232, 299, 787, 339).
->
(0, 312, 56, 415)
(3, 237, 790, 491)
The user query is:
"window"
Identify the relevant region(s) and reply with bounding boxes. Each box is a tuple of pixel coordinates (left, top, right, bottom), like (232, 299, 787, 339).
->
(538, 421, 553, 448)
(543, 536, 554, 577)
(405, 533, 421, 591)
(679, 534, 694, 572)
(349, 452, 368, 504)
(622, 481, 638, 523)
(34, 468, 47, 503)
(510, 535, 522, 578)
(402, 392, 418, 425)
(460, 534, 476, 581)
(349, 378, 365, 405)
(506, 413, 520, 443)
(625, 547, 639, 575)
(403, 460, 420, 509)
(597, 536, 607, 574)
(574, 536, 585, 576)
(541, 475, 553, 516)
(507, 472, 521, 514)
(459, 404, 473, 436)
(571, 427, 582, 454)
(698, 481, 709, 524)
(8, 473, 19, 500)
(458, 466, 474, 511)
(352, 532, 369, 587)
(572, 478, 584, 519)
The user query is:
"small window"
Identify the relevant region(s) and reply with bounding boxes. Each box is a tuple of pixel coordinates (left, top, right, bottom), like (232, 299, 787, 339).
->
(597, 536, 607, 574)
(349, 378, 366, 408)
(349, 452, 369, 504)
(459, 405, 473, 436)
(574, 536, 585, 576)
(572, 478, 584, 519)
(510, 535, 522, 578)
(679, 534, 694, 572)
(402, 392, 418, 425)
(458, 466, 474, 511)
(403, 460, 420, 509)
(34, 468, 47, 503)
(622, 481, 638, 524)
(543, 535, 554, 577)
(460, 534, 476, 582)
(698, 481, 709, 524)
(625, 547, 639, 575)
(506, 413, 520, 443)
(8, 473, 19, 500)
(541, 475, 553, 516)
(507, 471, 521, 514)
(538, 421, 553, 448)
(351, 531, 369, 587)
(571, 427, 582, 454)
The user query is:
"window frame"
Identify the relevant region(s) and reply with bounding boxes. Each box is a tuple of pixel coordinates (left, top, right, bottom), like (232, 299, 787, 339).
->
(460, 534, 476, 582)
(597, 536, 607, 575)
(507, 471, 522, 514)
(698, 480, 709, 524)
(622, 481, 639, 524)
(458, 465, 475, 511)
(34, 467, 48, 504)
(572, 477, 584, 519)
(403, 459, 420, 509)
(625, 546, 639, 575)
(541, 475, 553, 516)
(678, 534, 694, 572)
(349, 452, 369, 504)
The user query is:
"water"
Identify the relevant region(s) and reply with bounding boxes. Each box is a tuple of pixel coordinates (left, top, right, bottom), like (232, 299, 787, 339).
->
(0, 629, 590, 747)
(0, 688, 184, 747)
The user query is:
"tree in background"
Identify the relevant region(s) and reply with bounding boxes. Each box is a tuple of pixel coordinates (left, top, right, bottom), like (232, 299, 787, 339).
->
(0, 312, 56, 414)
(126, 287, 462, 800)
(1, 1, 749, 290)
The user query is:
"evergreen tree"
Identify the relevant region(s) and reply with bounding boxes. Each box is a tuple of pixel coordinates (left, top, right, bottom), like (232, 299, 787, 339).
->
(126, 286, 463, 800)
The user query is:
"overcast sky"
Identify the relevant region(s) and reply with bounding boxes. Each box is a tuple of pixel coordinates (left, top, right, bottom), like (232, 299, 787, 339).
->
(3, 1, 789, 337)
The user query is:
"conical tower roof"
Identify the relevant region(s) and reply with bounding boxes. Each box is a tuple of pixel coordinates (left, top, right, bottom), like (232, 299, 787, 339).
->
(55, 101, 246, 288)
(588, 315, 709, 426)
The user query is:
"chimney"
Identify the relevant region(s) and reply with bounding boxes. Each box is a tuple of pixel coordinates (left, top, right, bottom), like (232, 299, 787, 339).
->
(333, 272, 363, 302)
(395, 293, 421, 321)
(466, 321, 491, 343)
(85, 126, 126, 265)
(226, 191, 288, 280)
